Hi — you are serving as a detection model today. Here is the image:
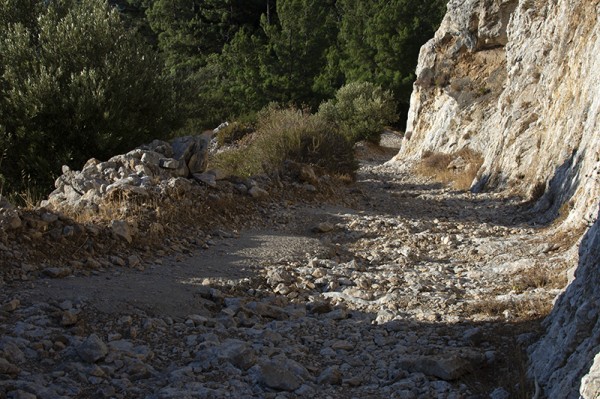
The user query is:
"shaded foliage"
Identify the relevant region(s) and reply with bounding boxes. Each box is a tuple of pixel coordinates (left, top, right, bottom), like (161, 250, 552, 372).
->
(0, 0, 179, 194)
(1, 0, 447, 196)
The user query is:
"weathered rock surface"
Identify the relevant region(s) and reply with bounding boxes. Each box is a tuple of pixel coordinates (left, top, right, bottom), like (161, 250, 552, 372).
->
(394, 0, 600, 227)
(529, 211, 600, 399)
(391, 0, 600, 397)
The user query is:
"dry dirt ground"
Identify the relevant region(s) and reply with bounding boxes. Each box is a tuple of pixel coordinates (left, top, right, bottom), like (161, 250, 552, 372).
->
(0, 136, 572, 398)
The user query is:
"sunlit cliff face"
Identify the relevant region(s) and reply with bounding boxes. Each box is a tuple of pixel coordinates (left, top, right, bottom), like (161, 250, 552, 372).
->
(392, 0, 600, 397)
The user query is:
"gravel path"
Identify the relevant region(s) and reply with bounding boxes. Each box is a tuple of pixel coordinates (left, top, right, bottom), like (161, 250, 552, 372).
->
(0, 145, 570, 398)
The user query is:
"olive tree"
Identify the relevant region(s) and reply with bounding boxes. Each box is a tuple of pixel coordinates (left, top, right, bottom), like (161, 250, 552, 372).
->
(0, 0, 179, 195)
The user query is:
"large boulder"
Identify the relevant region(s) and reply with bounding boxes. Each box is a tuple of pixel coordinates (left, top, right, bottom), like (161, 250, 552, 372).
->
(170, 135, 209, 175)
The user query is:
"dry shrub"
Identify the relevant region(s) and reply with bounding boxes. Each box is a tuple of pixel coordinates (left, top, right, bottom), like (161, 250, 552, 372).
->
(215, 122, 255, 147)
(417, 148, 483, 190)
(421, 152, 454, 170)
(463, 332, 538, 399)
(512, 266, 567, 293)
(211, 105, 358, 178)
(465, 296, 552, 320)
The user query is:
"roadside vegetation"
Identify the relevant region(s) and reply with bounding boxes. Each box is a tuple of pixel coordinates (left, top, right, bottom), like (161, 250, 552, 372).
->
(0, 0, 446, 201)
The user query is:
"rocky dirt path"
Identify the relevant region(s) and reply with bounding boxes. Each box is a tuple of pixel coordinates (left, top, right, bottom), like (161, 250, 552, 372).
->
(0, 144, 571, 398)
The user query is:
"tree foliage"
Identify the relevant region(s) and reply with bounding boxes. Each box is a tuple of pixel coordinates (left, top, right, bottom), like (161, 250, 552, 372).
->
(146, 0, 268, 73)
(335, 0, 446, 122)
(0, 0, 178, 194)
(137, 0, 445, 129)
(0, 0, 447, 196)
(259, 0, 337, 107)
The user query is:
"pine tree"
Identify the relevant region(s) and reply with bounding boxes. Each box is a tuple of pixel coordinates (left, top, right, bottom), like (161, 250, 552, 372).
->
(146, 0, 268, 74)
(333, 0, 446, 126)
(260, 0, 338, 108)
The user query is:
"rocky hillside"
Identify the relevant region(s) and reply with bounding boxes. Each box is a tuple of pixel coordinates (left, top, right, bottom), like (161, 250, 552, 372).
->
(0, 1, 599, 398)
(390, 0, 600, 397)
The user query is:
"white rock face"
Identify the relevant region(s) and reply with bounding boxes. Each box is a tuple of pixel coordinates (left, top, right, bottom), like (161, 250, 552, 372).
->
(392, 0, 600, 397)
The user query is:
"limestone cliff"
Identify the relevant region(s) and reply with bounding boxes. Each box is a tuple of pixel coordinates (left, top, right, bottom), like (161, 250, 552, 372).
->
(393, 0, 600, 397)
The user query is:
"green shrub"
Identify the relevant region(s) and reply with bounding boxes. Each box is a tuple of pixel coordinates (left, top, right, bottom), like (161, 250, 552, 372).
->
(211, 105, 357, 177)
(318, 81, 398, 143)
(0, 0, 180, 196)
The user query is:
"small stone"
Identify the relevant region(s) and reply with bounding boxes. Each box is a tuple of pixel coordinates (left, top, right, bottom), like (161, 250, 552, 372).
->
(196, 286, 224, 303)
(245, 302, 289, 320)
(251, 359, 303, 391)
(397, 352, 485, 380)
(331, 340, 354, 351)
(43, 267, 71, 278)
(192, 172, 217, 188)
(159, 158, 180, 169)
(248, 186, 269, 199)
(77, 334, 108, 363)
(85, 258, 101, 268)
(220, 339, 257, 370)
(234, 184, 248, 194)
(1, 299, 20, 312)
(41, 212, 59, 223)
(59, 300, 73, 310)
(489, 387, 510, 399)
(325, 308, 348, 320)
(344, 375, 363, 387)
(307, 301, 332, 314)
(1, 341, 25, 364)
(317, 366, 342, 385)
(62, 225, 75, 237)
(6, 213, 22, 229)
(267, 268, 295, 285)
(313, 222, 334, 233)
(111, 220, 132, 244)
(61, 310, 78, 326)
(127, 255, 141, 268)
(0, 357, 20, 375)
(299, 165, 318, 185)
(109, 256, 126, 266)
(95, 386, 116, 398)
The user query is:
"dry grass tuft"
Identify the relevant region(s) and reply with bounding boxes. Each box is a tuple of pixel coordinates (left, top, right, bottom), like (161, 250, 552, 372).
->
(335, 173, 355, 184)
(211, 106, 357, 178)
(512, 266, 567, 293)
(465, 296, 552, 321)
(463, 331, 539, 399)
(417, 148, 483, 190)
(420, 151, 454, 170)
